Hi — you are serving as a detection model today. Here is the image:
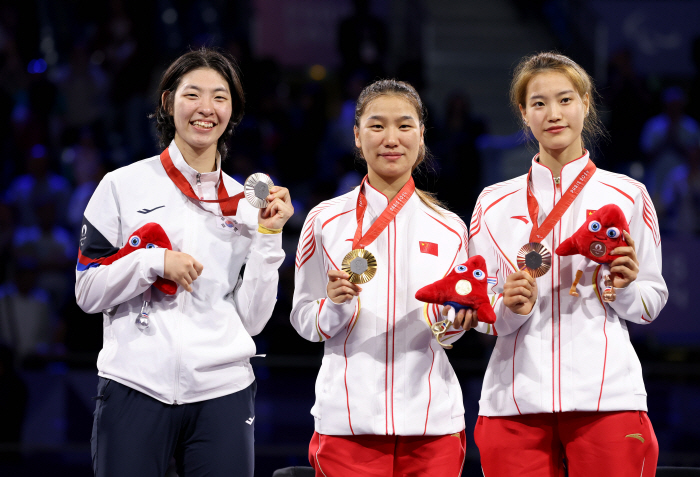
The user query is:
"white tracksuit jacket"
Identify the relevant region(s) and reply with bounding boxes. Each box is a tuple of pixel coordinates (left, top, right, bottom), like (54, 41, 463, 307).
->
(75, 141, 284, 404)
(469, 152, 668, 416)
(291, 182, 469, 436)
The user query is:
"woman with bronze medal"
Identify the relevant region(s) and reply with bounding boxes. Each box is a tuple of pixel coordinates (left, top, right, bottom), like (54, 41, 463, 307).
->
(76, 48, 293, 477)
(291, 80, 474, 476)
(469, 52, 668, 476)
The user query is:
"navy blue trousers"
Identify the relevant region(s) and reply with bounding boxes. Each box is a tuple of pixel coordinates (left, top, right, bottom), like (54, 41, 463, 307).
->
(91, 377, 256, 477)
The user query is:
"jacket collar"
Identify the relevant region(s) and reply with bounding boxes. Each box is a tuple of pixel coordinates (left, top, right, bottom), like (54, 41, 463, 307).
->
(167, 140, 221, 188)
(530, 150, 590, 206)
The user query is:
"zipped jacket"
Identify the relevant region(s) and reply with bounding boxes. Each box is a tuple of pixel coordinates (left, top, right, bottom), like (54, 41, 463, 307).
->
(469, 152, 668, 416)
(291, 182, 469, 436)
(75, 142, 284, 404)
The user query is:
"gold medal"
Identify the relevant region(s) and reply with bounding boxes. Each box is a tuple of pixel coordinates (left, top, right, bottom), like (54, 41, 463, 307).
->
(341, 249, 378, 284)
(244, 173, 274, 209)
(517, 242, 552, 277)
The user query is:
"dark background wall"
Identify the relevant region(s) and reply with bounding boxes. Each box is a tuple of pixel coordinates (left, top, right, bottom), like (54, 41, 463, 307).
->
(1, 0, 699, 475)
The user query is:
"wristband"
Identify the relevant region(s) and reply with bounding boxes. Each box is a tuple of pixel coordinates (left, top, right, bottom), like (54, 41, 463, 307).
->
(258, 224, 282, 234)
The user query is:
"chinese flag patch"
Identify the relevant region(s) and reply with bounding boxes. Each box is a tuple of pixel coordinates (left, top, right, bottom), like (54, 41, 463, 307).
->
(419, 241, 438, 256)
(586, 209, 597, 217)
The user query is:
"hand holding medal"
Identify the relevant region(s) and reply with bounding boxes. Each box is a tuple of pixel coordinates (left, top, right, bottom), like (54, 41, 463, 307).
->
(244, 173, 294, 231)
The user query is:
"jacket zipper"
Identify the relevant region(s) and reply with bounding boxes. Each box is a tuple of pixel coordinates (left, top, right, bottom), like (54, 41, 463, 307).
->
(196, 173, 203, 199)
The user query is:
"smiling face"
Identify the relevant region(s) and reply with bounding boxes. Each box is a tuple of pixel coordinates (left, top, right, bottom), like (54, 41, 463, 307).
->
(165, 67, 232, 159)
(354, 94, 425, 185)
(520, 71, 589, 165)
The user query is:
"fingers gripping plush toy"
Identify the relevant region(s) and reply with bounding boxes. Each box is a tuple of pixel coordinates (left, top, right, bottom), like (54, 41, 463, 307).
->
(415, 255, 496, 347)
(100, 222, 177, 295)
(100, 222, 177, 328)
(554, 204, 629, 302)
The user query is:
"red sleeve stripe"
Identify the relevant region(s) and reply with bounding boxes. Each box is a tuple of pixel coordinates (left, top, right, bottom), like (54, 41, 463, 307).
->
(485, 223, 517, 274)
(617, 176, 660, 246)
(469, 177, 522, 239)
(599, 181, 634, 203)
(483, 188, 522, 216)
(295, 197, 347, 269)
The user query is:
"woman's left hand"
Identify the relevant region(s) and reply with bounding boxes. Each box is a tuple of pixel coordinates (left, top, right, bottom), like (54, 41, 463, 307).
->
(259, 186, 294, 230)
(609, 230, 639, 288)
(441, 305, 479, 331)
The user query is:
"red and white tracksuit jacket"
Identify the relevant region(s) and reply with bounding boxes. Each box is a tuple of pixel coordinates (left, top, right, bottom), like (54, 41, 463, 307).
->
(469, 152, 668, 416)
(291, 182, 469, 436)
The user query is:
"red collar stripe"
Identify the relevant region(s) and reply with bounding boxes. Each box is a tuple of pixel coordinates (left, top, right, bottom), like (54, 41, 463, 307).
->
(160, 148, 244, 216)
(527, 159, 596, 243)
(352, 176, 415, 250)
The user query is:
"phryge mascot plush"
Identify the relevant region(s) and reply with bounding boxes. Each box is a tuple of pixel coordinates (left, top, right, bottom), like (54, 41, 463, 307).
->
(415, 255, 496, 347)
(555, 204, 629, 302)
(97, 222, 176, 328)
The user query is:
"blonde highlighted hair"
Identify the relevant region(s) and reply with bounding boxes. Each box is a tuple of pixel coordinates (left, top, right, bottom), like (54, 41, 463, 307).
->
(510, 52, 606, 148)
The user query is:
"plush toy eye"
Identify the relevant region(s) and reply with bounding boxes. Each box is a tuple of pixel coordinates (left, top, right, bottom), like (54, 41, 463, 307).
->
(455, 265, 467, 273)
(606, 227, 620, 239)
(588, 220, 601, 233)
(146, 243, 157, 249)
(129, 235, 141, 247)
(473, 269, 485, 280)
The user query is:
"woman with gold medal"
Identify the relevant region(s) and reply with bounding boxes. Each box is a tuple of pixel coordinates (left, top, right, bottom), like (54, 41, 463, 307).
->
(291, 80, 475, 476)
(468, 52, 668, 476)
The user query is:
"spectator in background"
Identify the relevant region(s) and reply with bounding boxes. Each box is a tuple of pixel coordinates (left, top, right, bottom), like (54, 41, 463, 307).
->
(640, 86, 700, 201)
(661, 144, 700, 236)
(54, 44, 109, 148)
(687, 36, 700, 122)
(337, 0, 388, 81)
(0, 260, 52, 362)
(4, 146, 72, 228)
(604, 49, 651, 172)
(432, 91, 486, 217)
(13, 199, 74, 311)
(0, 344, 28, 464)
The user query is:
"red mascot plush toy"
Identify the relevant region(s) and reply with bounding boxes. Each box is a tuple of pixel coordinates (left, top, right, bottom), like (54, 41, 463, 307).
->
(415, 255, 496, 347)
(554, 204, 629, 302)
(99, 222, 176, 329)
(100, 222, 177, 295)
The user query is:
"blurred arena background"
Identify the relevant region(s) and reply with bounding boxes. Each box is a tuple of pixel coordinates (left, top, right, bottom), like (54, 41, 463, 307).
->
(0, 0, 699, 475)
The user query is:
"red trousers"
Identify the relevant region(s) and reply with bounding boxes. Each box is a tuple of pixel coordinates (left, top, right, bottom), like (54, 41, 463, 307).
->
(308, 431, 466, 477)
(475, 411, 658, 477)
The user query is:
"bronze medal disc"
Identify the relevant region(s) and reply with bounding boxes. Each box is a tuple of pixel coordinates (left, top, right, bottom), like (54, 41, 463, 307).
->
(589, 241, 606, 258)
(517, 242, 552, 278)
(342, 249, 378, 284)
(244, 173, 274, 208)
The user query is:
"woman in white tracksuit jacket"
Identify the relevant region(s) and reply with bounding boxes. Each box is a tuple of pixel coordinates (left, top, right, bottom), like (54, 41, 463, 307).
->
(291, 80, 473, 477)
(470, 52, 668, 477)
(75, 48, 293, 477)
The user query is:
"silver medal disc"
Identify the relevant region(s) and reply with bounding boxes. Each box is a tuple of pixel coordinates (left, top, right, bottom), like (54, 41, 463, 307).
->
(244, 173, 274, 209)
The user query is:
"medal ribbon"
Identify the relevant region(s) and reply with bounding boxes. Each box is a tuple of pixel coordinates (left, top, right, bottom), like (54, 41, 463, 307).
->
(160, 148, 245, 216)
(527, 157, 596, 243)
(352, 175, 415, 250)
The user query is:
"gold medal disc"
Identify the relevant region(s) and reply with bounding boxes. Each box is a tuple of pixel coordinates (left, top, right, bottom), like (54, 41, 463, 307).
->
(517, 242, 552, 277)
(244, 173, 274, 209)
(341, 249, 378, 284)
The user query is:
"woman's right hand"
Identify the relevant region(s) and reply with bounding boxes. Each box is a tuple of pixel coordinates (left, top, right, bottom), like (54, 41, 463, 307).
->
(503, 270, 538, 315)
(327, 270, 362, 304)
(163, 250, 203, 292)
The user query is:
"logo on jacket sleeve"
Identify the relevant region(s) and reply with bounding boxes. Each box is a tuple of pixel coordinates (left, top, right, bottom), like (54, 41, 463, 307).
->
(419, 241, 438, 256)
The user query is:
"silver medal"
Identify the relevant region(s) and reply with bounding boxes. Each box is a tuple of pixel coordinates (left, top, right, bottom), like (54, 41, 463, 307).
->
(244, 173, 274, 209)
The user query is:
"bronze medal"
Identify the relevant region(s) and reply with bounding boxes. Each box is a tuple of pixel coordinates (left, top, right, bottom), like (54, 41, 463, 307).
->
(244, 173, 274, 208)
(342, 249, 378, 284)
(517, 242, 552, 278)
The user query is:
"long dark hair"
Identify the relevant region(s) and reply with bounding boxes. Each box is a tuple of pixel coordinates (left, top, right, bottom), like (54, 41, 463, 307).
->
(152, 47, 245, 159)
